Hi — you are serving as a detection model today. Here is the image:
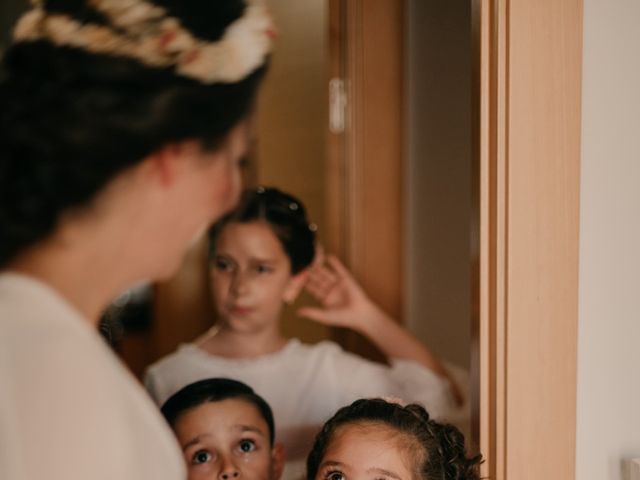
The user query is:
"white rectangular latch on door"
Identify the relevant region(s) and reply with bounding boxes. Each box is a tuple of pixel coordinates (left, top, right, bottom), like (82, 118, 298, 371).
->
(329, 78, 346, 133)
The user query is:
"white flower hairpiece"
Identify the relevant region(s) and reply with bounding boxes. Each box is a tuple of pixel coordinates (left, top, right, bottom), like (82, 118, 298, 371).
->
(12, 0, 275, 84)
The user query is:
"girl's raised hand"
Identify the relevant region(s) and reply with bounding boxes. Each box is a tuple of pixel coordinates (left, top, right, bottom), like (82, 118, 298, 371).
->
(297, 253, 387, 332)
(299, 251, 463, 404)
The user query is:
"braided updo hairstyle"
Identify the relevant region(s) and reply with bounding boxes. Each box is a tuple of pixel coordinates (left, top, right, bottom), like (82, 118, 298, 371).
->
(306, 398, 482, 480)
(0, 0, 268, 266)
(208, 186, 316, 274)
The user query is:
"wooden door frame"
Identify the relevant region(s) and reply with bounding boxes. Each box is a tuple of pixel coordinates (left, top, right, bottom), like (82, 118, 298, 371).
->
(473, 0, 583, 478)
(329, 0, 583, 478)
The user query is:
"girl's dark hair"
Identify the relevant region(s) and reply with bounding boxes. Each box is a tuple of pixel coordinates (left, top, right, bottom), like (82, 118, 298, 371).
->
(307, 398, 482, 480)
(208, 186, 316, 274)
(161, 377, 276, 445)
(0, 0, 268, 266)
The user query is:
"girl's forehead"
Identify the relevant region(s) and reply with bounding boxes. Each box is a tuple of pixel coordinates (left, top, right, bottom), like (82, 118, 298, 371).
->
(329, 422, 423, 476)
(217, 221, 274, 241)
(215, 221, 285, 256)
(334, 421, 403, 440)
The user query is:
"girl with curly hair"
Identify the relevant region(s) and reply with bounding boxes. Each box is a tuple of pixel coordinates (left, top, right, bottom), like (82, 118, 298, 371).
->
(307, 398, 481, 480)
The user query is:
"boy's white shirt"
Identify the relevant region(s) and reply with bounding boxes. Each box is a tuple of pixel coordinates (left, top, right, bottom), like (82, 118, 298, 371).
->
(0, 273, 185, 480)
(146, 337, 468, 480)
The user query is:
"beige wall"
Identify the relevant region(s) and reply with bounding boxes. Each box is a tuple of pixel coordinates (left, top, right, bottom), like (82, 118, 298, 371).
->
(405, 0, 472, 368)
(256, 0, 329, 343)
(576, 0, 640, 478)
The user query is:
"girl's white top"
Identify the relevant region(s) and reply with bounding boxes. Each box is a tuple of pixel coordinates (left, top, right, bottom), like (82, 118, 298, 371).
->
(0, 273, 185, 480)
(145, 337, 462, 479)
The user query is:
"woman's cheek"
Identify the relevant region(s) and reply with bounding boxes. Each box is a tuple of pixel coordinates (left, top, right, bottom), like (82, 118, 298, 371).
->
(216, 166, 241, 216)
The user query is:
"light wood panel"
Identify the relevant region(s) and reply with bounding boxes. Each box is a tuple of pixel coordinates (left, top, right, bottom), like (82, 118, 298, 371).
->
(326, 0, 347, 258)
(474, 0, 583, 478)
(327, 0, 405, 359)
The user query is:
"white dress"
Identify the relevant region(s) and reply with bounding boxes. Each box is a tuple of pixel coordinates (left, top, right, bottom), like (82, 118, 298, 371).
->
(145, 338, 458, 479)
(0, 274, 186, 480)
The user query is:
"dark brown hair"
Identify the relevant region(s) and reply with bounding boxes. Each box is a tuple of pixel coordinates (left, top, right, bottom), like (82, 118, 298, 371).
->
(161, 377, 276, 445)
(208, 186, 316, 274)
(0, 0, 268, 266)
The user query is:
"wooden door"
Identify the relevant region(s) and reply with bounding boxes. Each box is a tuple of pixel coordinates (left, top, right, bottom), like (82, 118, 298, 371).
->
(326, 0, 405, 361)
(329, 1, 584, 478)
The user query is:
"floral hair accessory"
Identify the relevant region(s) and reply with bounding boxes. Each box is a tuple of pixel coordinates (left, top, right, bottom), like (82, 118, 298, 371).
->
(381, 396, 407, 406)
(12, 0, 275, 84)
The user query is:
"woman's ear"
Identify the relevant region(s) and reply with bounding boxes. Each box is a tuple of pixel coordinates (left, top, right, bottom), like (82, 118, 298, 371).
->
(142, 141, 195, 187)
(270, 443, 286, 480)
(221, 116, 253, 165)
(282, 268, 309, 304)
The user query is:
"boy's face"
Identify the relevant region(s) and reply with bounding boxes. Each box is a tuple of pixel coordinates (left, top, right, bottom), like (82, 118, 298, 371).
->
(173, 398, 284, 480)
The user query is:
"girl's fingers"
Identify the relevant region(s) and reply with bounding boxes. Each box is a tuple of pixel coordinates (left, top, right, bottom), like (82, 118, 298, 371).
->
(308, 267, 331, 283)
(305, 280, 340, 306)
(326, 255, 353, 280)
(307, 268, 337, 290)
(313, 244, 326, 267)
(305, 281, 327, 300)
(305, 254, 354, 305)
(305, 273, 330, 292)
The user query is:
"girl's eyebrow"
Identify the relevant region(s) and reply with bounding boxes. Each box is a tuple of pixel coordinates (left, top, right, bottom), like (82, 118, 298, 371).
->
(249, 256, 278, 264)
(319, 460, 402, 479)
(366, 467, 402, 480)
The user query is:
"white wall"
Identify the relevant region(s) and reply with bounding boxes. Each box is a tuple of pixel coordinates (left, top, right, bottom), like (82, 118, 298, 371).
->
(576, 0, 640, 478)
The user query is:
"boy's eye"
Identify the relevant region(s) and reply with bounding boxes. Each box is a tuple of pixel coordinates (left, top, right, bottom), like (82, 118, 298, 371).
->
(191, 450, 213, 465)
(239, 439, 256, 453)
(326, 471, 345, 480)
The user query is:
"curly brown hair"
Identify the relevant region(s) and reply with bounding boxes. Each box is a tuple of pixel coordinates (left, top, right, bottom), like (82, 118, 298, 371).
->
(306, 398, 482, 480)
